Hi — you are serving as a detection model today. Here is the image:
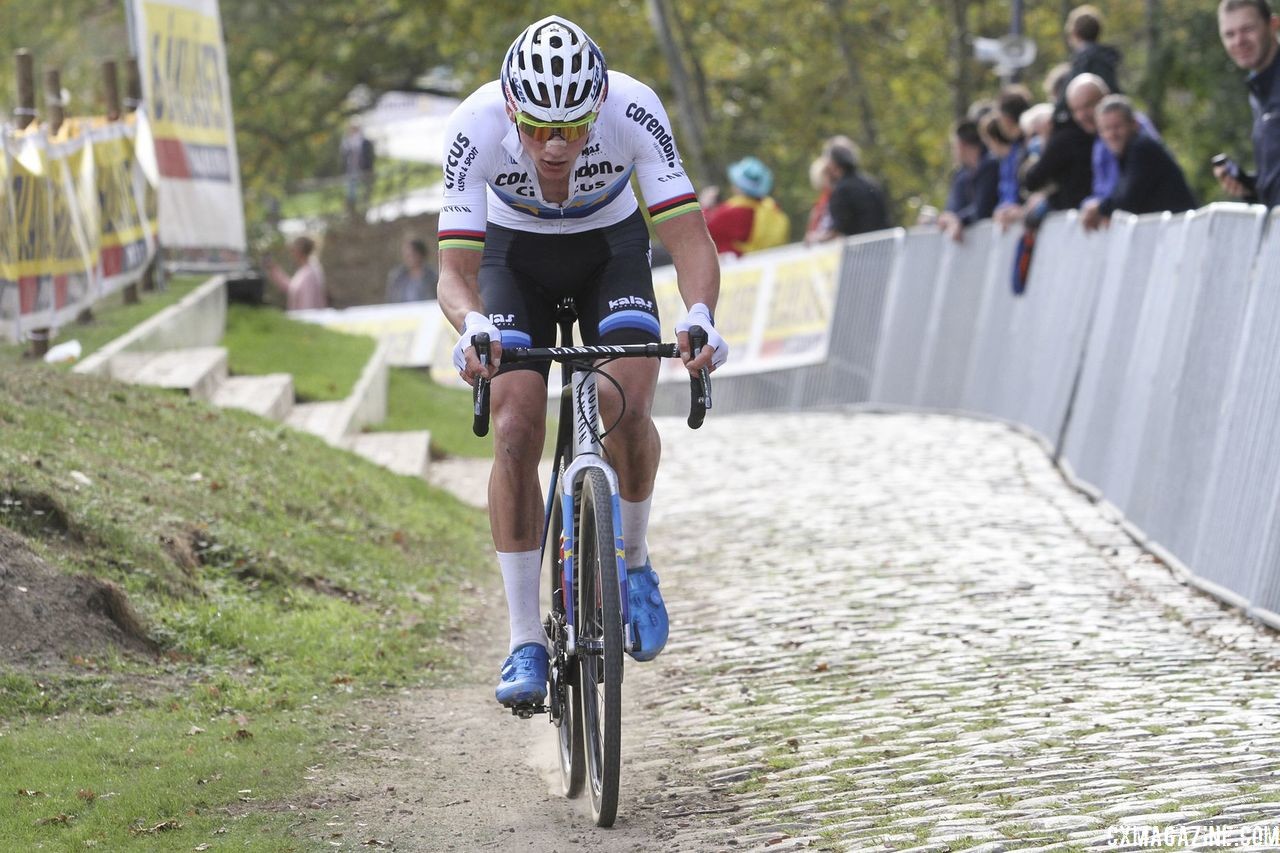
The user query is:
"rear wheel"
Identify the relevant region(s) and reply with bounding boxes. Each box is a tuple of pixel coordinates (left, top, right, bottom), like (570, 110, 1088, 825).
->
(577, 468, 623, 827)
(547, 490, 584, 798)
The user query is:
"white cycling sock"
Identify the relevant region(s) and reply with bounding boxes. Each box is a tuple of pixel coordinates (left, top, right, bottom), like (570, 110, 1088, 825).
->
(498, 549, 547, 653)
(619, 496, 652, 569)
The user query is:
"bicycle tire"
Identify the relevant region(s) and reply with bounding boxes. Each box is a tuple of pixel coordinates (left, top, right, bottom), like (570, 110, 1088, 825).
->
(546, 491, 585, 798)
(577, 468, 623, 827)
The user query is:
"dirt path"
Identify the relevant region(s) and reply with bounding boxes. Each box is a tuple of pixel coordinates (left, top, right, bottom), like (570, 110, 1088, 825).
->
(310, 458, 693, 851)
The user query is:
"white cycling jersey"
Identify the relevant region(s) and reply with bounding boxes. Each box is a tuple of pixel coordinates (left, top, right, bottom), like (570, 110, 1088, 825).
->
(437, 71, 700, 250)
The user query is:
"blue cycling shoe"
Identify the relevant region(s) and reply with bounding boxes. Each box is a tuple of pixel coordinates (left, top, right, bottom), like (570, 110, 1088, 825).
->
(495, 643, 549, 706)
(626, 563, 669, 662)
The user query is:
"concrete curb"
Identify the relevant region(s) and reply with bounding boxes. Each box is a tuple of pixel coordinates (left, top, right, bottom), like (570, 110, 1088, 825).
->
(74, 276, 227, 377)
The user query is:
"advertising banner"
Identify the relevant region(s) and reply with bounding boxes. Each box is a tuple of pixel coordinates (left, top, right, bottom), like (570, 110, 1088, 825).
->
(90, 119, 156, 294)
(1, 129, 97, 340)
(130, 0, 246, 256)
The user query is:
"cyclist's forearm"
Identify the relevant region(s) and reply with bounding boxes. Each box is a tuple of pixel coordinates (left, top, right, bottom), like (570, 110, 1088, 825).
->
(655, 212, 720, 313)
(437, 247, 484, 330)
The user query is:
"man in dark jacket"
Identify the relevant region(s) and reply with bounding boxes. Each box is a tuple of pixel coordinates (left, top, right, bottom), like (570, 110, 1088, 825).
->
(1024, 75, 1102, 211)
(1063, 6, 1122, 102)
(1081, 96, 1196, 230)
(824, 141, 891, 237)
(937, 120, 999, 241)
(1215, 0, 1280, 207)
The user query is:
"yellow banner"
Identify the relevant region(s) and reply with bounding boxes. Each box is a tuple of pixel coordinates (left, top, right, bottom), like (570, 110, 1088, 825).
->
(140, 2, 233, 148)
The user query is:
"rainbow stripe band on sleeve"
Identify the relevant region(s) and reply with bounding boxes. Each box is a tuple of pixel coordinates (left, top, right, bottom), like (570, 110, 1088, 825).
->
(648, 193, 700, 226)
(438, 230, 486, 251)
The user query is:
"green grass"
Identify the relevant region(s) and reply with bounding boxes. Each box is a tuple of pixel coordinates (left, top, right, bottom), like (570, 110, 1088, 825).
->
(221, 304, 376, 402)
(0, 276, 207, 368)
(0, 363, 491, 848)
(280, 160, 442, 221)
(373, 367, 493, 458)
(372, 367, 564, 460)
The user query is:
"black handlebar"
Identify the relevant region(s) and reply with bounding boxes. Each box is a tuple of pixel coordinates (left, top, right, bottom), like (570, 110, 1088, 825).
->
(472, 333, 491, 437)
(687, 326, 711, 430)
(468, 333, 712, 438)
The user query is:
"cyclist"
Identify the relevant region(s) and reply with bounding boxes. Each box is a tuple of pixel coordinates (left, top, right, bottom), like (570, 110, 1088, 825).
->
(438, 15, 727, 708)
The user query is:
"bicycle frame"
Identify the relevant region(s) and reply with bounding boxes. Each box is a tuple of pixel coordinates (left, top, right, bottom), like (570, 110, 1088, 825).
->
(555, 367, 632, 658)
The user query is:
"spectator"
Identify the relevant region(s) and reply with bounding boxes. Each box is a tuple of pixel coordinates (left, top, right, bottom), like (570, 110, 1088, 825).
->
(811, 137, 891, 241)
(1215, 0, 1280, 207)
(1063, 5, 1123, 98)
(937, 119, 999, 241)
(705, 156, 790, 257)
(982, 113, 1026, 230)
(340, 120, 376, 217)
(1081, 95, 1196, 231)
(1023, 75, 1101, 211)
(804, 155, 834, 244)
(1044, 62, 1073, 104)
(1019, 103, 1055, 159)
(385, 237, 438, 303)
(265, 236, 327, 311)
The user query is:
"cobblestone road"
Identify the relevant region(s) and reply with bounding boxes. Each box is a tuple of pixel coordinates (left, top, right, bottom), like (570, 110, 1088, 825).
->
(622, 411, 1280, 852)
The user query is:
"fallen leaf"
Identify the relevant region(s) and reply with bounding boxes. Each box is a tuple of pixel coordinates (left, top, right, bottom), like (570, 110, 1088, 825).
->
(35, 813, 73, 826)
(129, 819, 182, 836)
(195, 845, 211, 851)
(233, 729, 253, 741)
(363, 840, 391, 848)
(187, 472, 203, 482)
(17, 789, 46, 797)
(187, 726, 206, 736)
(813, 662, 829, 673)
(69, 471, 93, 487)
(331, 675, 353, 685)
(77, 789, 96, 802)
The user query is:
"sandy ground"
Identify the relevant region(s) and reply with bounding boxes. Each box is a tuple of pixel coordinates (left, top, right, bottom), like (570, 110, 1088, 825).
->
(311, 458, 687, 851)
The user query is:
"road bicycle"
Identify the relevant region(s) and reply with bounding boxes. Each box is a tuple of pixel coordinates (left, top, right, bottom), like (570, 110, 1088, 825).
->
(471, 298, 711, 827)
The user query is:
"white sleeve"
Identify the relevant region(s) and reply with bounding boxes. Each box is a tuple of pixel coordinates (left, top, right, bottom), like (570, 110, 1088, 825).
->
(619, 80, 700, 225)
(437, 99, 490, 252)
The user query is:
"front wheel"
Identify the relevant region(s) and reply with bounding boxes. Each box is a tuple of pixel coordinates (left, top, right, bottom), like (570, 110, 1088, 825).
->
(577, 468, 623, 827)
(547, 489, 584, 799)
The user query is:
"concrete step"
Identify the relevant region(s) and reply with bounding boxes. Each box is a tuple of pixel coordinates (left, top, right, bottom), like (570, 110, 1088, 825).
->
(285, 401, 351, 443)
(109, 347, 228, 402)
(211, 374, 295, 422)
(344, 431, 432, 478)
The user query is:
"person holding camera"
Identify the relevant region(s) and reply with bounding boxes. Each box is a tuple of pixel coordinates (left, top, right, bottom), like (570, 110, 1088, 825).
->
(1215, 0, 1280, 207)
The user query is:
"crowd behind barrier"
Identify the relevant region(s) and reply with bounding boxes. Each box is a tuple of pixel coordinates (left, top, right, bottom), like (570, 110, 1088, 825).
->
(0, 115, 158, 344)
(654, 203, 1280, 625)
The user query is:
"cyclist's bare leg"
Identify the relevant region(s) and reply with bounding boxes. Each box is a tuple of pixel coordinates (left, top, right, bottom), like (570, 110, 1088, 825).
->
(489, 370, 547, 551)
(596, 357, 660, 503)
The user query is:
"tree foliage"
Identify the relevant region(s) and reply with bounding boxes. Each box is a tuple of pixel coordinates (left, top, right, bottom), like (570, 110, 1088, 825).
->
(2, 1, 1258, 235)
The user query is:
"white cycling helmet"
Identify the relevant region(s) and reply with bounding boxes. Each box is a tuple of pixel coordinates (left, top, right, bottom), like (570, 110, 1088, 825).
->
(501, 15, 607, 122)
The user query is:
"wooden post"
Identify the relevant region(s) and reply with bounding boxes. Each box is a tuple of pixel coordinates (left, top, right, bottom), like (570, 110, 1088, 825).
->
(16, 51, 50, 357)
(102, 59, 140, 306)
(15, 49, 35, 129)
(102, 59, 121, 122)
(123, 57, 156, 294)
(124, 58, 141, 113)
(44, 69, 63, 136)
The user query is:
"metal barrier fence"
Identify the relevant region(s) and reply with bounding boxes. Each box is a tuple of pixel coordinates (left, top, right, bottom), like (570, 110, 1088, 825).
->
(655, 203, 1280, 625)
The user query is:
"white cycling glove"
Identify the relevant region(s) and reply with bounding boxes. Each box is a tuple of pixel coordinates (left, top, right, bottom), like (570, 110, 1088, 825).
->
(452, 311, 502, 373)
(674, 302, 728, 369)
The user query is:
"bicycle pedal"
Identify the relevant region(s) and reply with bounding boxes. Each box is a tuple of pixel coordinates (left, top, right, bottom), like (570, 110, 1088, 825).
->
(507, 702, 547, 719)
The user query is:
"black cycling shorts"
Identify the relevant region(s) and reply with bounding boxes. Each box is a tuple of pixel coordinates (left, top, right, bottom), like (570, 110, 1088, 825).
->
(479, 209, 660, 379)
